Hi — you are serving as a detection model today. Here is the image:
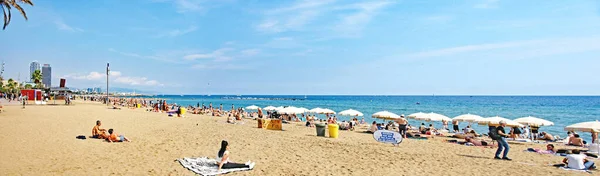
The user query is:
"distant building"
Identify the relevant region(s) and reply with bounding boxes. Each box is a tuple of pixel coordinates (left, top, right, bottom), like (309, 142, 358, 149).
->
(29, 61, 40, 82)
(94, 87, 102, 93)
(42, 64, 52, 88)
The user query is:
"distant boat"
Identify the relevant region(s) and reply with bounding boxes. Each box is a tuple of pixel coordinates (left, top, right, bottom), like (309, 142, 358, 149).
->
(304, 95, 307, 99)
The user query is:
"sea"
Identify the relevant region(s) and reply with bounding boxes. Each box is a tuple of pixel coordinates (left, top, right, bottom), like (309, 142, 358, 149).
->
(149, 95, 600, 142)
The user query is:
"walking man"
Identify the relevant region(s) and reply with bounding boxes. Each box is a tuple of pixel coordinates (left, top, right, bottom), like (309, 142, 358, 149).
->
(495, 121, 512, 160)
(396, 115, 408, 138)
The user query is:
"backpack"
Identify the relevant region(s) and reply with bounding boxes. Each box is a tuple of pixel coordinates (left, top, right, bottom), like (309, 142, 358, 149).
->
(488, 127, 500, 140)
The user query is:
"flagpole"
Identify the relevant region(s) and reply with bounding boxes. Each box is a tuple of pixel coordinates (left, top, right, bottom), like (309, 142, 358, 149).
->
(106, 63, 109, 106)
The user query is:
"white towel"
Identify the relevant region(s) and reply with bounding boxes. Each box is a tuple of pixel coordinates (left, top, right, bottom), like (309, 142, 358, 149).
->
(177, 157, 253, 176)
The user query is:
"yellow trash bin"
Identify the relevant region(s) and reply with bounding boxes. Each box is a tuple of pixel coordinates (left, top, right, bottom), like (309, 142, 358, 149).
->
(328, 124, 339, 138)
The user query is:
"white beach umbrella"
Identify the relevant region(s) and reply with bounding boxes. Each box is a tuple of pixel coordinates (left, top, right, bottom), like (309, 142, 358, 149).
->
(245, 105, 259, 110)
(407, 112, 427, 119)
(276, 106, 285, 111)
(338, 109, 364, 116)
(475, 116, 523, 127)
(319, 108, 336, 114)
(264, 106, 277, 111)
(372, 111, 400, 120)
(565, 121, 600, 133)
(453, 114, 484, 122)
(423, 113, 452, 122)
(297, 107, 310, 113)
(514, 116, 554, 126)
(309, 108, 324, 113)
(278, 107, 305, 114)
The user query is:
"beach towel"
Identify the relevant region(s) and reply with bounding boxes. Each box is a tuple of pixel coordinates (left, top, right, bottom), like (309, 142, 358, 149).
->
(177, 157, 253, 176)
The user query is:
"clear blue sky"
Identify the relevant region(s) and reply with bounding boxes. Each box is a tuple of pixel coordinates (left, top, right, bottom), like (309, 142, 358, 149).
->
(1, 0, 599, 95)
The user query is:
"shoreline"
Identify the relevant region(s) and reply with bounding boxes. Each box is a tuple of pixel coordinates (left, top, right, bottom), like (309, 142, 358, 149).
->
(0, 100, 594, 175)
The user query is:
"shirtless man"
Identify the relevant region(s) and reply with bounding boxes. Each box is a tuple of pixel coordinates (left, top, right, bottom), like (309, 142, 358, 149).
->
(92, 120, 108, 139)
(592, 130, 598, 144)
(452, 120, 460, 133)
(539, 132, 555, 141)
(107, 129, 130, 142)
(396, 115, 408, 138)
(569, 134, 585, 147)
(258, 108, 263, 118)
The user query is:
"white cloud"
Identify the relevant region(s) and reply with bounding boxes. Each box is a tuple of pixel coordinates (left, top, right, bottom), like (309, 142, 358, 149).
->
(54, 20, 83, 32)
(256, 0, 335, 33)
(332, 1, 394, 37)
(155, 26, 198, 38)
(241, 49, 260, 56)
(474, 0, 500, 9)
(191, 64, 248, 70)
(109, 48, 183, 64)
(405, 37, 600, 59)
(64, 71, 163, 86)
(183, 48, 234, 62)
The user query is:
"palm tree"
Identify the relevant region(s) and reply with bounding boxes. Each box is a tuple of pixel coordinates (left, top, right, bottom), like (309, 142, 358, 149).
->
(1, 0, 34, 30)
(6, 78, 15, 93)
(24, 84, 32, 89)
(32, 69, 42, 88)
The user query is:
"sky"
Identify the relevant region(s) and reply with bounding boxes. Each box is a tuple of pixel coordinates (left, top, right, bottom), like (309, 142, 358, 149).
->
(1, 0, 600, 95)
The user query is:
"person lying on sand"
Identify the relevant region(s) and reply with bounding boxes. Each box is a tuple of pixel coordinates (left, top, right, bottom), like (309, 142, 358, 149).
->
(92, 120, 108, 139)
(217, 140, 255, 171)
(106, 129, 131, 142)
(539, 132, 555, 141)
(465, 137, 496, 147)
(526, 144, 555, 154)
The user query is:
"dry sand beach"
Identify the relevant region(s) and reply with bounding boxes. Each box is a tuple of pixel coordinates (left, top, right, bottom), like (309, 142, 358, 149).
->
(0, 101, 594, 176)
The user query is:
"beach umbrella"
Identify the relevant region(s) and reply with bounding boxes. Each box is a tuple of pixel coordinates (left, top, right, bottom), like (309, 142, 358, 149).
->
(278, 107, 305, 114)
(453, 114, 484, 122)
(275, 106, 285, 111)
(565, 121, 600, 133)
(309, 107, 324, 113)
(297, 107, 310, 113)
(338, 109, 364, 116)
(372, 111, 400, 120)
(475, 116, 523, 127)
(245, 105, 259, 110)
(264, 106, 277, 111)
(319, 108, 336, 114)
(422, 113, 452, 122)
(514, 116, 554, 126)
(407, 112, 427, 119)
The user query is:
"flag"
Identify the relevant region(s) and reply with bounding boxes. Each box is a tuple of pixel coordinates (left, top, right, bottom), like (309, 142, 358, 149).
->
(106, 63, 110, 75)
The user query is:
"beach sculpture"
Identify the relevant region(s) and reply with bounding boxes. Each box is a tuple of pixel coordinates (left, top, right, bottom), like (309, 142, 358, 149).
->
(373, 130, 403, 146)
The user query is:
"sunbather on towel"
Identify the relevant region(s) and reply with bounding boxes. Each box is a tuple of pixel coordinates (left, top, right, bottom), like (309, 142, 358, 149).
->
(526, 144, 556, 154)
(91, 120, 108, 139)
(465, 137, 496, 147)
(106, 129, 131, 142)
(217, 140, 254, 171)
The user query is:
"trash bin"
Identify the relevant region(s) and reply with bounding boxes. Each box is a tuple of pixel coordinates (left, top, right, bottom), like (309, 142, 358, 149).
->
(257, 118, 263, 128)
(328, 124, 339, 138)
(316, 123, 326, 137)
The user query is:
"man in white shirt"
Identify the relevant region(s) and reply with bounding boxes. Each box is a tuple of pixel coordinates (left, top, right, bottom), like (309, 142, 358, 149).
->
(562, 149, 595, 170)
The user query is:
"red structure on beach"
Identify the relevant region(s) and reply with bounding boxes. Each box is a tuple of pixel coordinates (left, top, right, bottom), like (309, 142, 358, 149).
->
(20, 89, 43, 101)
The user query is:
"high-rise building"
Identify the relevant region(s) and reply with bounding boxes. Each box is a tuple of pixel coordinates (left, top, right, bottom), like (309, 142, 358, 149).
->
(29, 61, 40, 82)
(42, 64, 52, 88)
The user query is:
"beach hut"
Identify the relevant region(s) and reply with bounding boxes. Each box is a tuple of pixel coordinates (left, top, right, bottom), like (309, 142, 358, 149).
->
(372, 111, 400, 120)
(338, 109, 364, 116)
(513, 116, 554, 126)
(453, 114, 484, 123)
